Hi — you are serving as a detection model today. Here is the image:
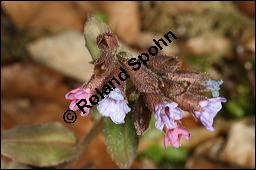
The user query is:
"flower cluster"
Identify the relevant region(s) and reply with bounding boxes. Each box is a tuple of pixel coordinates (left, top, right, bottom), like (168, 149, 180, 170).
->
(65, 22, 226, 148)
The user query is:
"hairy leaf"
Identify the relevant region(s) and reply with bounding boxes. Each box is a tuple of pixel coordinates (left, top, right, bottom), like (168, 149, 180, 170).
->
(84, 15, 112, 61)
(117, 54, 161, 93)
(160, 78, 186, 97)
(96, 32, 118, 51)
(148, 55, 181, 74)
(85, 74, 109, 95)
(143, 92, 168, 112)
(133, 95, 152, 135)
(94, 52, 116, 77)
(105, 65, 127, 99)
(165, 70, 211, 95)
(88, 63, 127, 99)
(1, 123, 78, 167)
(104, 114, 138, 168)
(170, 91, 206, 112)
(167, 70, 209, 87)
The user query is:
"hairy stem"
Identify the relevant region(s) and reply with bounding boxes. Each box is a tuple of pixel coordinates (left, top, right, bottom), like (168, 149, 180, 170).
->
(63, 117, 105, 169)
(78, 117, 105, 151)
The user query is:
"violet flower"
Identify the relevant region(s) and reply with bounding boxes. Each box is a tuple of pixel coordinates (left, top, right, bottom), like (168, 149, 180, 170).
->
(164, 122, 191, 148)
(97, 88, 131, 124)
(65, 88, 92, 116)
(194, 97, 227, 131)
(154, 101, 183, 131)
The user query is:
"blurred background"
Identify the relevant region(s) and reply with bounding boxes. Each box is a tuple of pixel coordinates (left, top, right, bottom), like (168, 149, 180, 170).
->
(1, 1, 255, 169)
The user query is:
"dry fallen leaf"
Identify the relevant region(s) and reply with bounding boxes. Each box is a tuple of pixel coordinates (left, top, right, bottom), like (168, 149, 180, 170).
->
(1, 62, 141, 169)
(1, 1, 84, 31)
(2, 1, 140, 45)
(27, 30, 94, 82)
(1, 62, 70, 106)
(220, 119, 255, 168)
(184, 35, 231, 56)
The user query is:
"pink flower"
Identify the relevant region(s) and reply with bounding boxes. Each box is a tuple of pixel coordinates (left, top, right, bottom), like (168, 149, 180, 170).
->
(65, 88, 92, 116)
(194, 97, 227, 131)
(97, 88, 131, 124)
(164, 122, 191, 148)
(154, 101, 182, 130)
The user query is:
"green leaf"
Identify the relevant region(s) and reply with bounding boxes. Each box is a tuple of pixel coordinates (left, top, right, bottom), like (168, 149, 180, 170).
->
(84, 15, 111, 61)
(139, 145, 189, 165)
(93, 12, 108, 23)
(226, 101, 244, 118)
(140, 145, 164, 163)
(1, 122, 78, 167)
(164, 147, 189, 163)
(104, 114, 138, 168)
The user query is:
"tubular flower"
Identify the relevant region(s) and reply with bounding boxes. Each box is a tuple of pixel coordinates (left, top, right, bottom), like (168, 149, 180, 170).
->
(65, 88, 92, 116)
(164, 122, 191, 148)
(194, 97, 227, 131)
(97, 88, 131, 124)
(154, 101, 183, 130)
(202, 79, 223, 97)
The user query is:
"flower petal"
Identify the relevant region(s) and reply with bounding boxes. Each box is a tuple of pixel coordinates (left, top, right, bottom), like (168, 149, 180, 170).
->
(194, 97, 227, 131)
(201, 80, 223, 97)
(154, 101, 182, 130)
(108, 88, 124, 100)
(80, 107, 90, 117)
(65, 87, 92, 117)
(69, 100, 79, 111)
(65, 88, 81, 100)
(97, 88, 131, 124)
(164, 123, 190, 148)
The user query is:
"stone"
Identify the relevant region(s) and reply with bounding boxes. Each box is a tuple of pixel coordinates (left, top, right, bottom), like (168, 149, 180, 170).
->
(27, 30, 94, 82)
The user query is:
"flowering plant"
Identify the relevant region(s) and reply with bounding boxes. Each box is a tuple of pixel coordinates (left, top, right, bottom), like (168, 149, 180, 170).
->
(65, 16, 227, 168)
